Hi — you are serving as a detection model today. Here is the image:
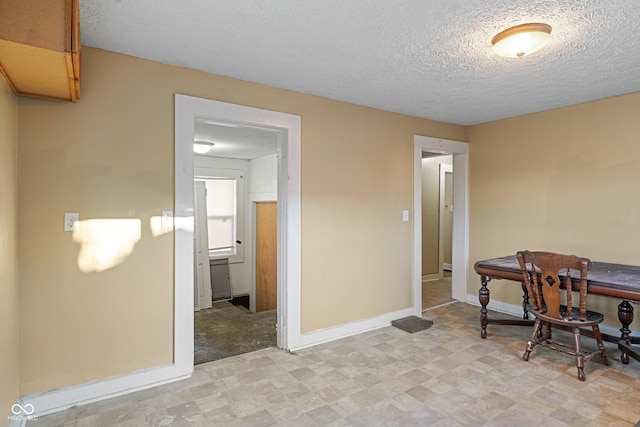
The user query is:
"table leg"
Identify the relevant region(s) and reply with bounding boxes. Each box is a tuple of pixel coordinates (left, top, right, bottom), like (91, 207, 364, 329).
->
(479, 275, 490, 339)
(521, 281, 530, 320)
(618, 300, 634, 364)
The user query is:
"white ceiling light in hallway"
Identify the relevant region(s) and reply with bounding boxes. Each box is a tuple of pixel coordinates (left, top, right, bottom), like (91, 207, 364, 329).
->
(491, 23, 552, 58)
(193, 141, 215, 154)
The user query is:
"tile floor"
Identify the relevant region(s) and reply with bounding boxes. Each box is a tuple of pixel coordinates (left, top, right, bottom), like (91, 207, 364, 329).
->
(29, 303, 640, 426)
(422, 272, 454, 310)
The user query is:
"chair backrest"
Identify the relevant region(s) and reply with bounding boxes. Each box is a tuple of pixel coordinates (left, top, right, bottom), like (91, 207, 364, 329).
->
(516, 250, 592, 321)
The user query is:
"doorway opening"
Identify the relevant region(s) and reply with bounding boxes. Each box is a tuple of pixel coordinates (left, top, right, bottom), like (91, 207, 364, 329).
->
(420, 154, 454, 309)
(174, 95, 301, 374)
(192, 121, 279, 364)
(413, 135, 469, 314)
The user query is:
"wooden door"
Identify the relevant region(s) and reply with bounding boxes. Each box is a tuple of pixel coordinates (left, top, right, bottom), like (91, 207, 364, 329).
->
(256, 202, 277, 312)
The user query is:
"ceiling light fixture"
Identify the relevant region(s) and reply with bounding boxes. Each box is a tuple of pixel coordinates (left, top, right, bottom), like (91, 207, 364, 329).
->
(193, 141, 215, 154)
(491, 23, 552, 58)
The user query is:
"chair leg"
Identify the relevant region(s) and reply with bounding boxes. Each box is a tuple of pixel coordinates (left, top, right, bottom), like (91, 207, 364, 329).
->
(545, 321, 552, 340)
(523, 320, 542, 361)
(573, 328, 586, 381)
(592, 324, 609, 366)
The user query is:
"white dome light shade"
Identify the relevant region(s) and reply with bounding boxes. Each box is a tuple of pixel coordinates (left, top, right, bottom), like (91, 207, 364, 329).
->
(491, 23, 552, 58)
(193, 141, 215, 154)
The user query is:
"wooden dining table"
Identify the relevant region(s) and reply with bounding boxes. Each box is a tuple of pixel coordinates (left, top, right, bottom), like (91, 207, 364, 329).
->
(474, 255, 640, 364)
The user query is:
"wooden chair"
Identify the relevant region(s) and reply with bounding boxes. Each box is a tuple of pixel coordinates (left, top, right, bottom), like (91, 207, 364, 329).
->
(516, 250, 609, 380)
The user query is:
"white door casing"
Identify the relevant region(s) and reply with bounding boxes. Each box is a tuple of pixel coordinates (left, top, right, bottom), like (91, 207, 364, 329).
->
(413, 135, 469, 313)
(175, 94, 301, 361)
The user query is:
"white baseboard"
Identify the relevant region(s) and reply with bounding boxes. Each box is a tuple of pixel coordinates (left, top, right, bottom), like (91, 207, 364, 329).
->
(15, 307, 415, 419)
(465, 293, 525, 317)
(6, 415, 26, 427)
(291, 307, 416, 351)
(17, 363, 192, 419)
(19, 297, 631, 421)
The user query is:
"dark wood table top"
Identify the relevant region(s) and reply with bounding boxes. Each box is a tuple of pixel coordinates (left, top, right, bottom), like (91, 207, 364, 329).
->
(474, 255, 640, 302)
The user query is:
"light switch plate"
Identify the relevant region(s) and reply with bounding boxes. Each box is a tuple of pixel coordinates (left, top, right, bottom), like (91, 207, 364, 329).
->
(402, 210, 409, 222)
(64, 212, 79, 231)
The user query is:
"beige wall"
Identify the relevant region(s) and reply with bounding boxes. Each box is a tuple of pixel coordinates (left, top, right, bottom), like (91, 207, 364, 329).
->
(300, 107, 464, 331)
(468, 92, 640, 330)
(0, 76, 19, 418)
(17, 47, 467, 394)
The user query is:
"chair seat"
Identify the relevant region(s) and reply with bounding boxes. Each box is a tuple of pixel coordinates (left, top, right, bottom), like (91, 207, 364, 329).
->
(533, 305, 604, 327)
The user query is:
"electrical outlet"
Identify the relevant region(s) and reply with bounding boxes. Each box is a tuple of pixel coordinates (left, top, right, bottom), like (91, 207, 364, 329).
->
(64, 212, 79, 231)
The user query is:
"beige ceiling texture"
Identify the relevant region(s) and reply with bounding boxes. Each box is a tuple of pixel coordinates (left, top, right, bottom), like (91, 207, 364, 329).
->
(80, 0, 640, 126)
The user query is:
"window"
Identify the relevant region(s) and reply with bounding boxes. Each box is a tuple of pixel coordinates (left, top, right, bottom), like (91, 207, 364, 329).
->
(203, 178, 236, 255)
(194, 166, 245, 263)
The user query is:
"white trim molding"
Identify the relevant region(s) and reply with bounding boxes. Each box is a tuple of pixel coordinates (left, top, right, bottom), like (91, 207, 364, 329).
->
(15, 365, 190, 418)
(413, 136, 469, 315)
(175, 94, 302, 351)
(292, 308, 416, 351)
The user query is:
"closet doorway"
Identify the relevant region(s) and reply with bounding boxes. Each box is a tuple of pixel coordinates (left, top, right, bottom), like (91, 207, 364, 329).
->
(421, 154, 454, 309)
(412, 135, 469, 314)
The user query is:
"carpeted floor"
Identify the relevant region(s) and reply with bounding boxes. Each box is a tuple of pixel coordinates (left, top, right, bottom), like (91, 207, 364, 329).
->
(194, 301, 277, 365)
(195, 272, 452, 365)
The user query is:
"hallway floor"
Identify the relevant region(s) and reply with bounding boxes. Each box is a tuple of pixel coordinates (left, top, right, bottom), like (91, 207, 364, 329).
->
(194, 301, 277, 365)
(422, 271, 454, 310)
(29, 302, 640, 426)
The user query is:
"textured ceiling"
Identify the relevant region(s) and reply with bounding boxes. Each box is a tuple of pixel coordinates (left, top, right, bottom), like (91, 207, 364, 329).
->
(194, 119, 278, 159)
(80, 0, 640, 126)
